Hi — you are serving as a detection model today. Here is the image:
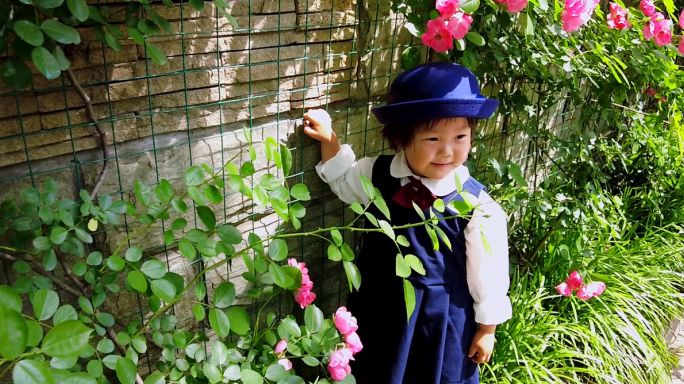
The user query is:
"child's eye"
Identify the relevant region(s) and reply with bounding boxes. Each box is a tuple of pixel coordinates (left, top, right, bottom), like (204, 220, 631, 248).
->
(424, 137, 439, 142)
(456, 135, 467, 140)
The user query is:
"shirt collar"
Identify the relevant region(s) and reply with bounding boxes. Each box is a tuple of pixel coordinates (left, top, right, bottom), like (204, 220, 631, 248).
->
(389, 151, 471, 197)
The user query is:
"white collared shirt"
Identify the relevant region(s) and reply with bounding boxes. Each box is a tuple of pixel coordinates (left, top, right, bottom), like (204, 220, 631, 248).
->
(315, 144, 512, 325)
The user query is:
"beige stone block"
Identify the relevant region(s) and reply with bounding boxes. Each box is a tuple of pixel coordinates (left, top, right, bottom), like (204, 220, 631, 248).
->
(295, 0, 355, 12)
(0, 93, 39, 119)
(290, 89, 347, 109)
(295, 10, 356, 29)
(0, 115, 41, 139)
(36, 84, 110, 114)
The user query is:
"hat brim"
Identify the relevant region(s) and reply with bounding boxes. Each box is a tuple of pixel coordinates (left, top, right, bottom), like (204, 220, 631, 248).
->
(372, 98, 499, 125)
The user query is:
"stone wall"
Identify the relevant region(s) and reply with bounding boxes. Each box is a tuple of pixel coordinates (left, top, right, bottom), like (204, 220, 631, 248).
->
(0, 0, 422, 363)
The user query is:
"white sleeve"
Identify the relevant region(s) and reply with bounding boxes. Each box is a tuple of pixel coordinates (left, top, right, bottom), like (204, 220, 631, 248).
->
(464, 190, 512, 325)
(314, 144, 377, 205)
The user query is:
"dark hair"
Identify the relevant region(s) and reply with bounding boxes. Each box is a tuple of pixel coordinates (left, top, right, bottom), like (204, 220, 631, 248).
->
(381, 118, 478, 151)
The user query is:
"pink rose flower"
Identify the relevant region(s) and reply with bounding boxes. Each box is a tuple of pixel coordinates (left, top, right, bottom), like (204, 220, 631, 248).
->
(344, 331, 364, 354)
(277, 359, 293, 371)
(607, 3, 629, 29)
(561, 0, 598, 32)
(566, 271, 583, 290)
(421, 18, 454, 52)
(680, 10, 684, 29)
(555, 282, 572, 297)
(577, 282, 606, 300)
(506, 0, 528, 13)
(328, 364, 352, 381)
(334, 307, 359, 335)
(275, 339, 287, 354)
(446, 11, 473, 40)
(644, 13, 672, 46)
(288, 258, 317, 308)
(679, 38, 684, 55)
(436, 0, 460, 19)
(646, 88, 658, 96)
(639, 0, 656, 16)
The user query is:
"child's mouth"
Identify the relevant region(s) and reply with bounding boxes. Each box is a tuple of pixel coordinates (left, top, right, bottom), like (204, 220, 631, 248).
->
(431, 162, 452, 168)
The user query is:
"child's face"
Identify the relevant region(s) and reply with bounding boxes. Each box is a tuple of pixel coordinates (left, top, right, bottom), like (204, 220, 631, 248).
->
(404, 118, 472, 180)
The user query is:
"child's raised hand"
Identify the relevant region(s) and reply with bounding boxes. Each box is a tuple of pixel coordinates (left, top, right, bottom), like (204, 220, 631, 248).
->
(468, 326, 496, 364)
(303, 109, 334, 143)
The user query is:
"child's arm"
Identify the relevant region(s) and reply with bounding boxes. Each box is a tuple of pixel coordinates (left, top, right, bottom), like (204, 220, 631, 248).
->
(464, 191, 512, 363)
(304, 109, 376, 205)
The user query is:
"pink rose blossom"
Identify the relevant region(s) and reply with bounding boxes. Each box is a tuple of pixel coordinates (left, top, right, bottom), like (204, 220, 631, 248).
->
(646, 88, 658, 96)
(275, 339, 287, 354)
(277, 359, 293, 371)
(555, 282, 572, 297)
(679, 38, 684, 55)
(607, 3, 630, 29)
(446, 12, 473, 40)
(639, 0, 656, 16)
(561, 0, 599, 32)
(566, 271, 583, 290)
(644, 13, 672, 46)
(421, 18, 453, 52)
(436, 0, 460, 19)
(288, 258, 317, 308)
(680, 10, 684, 28)
(506, 0, 528, 13)
(328, 364, 352, 381)
(334, 307, 359, 335)
(577, 282, 607, 300)
(344, 332, 364, 354)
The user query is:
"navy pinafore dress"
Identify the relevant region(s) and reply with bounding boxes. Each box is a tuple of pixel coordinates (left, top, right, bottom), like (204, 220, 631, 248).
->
(345, 155, 485, 384)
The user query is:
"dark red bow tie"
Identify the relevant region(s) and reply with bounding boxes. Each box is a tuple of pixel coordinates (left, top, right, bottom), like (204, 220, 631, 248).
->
(392, 177, 436, 210)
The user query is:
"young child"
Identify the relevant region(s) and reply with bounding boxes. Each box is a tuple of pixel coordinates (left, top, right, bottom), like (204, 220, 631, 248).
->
(304, 62, 512, 384)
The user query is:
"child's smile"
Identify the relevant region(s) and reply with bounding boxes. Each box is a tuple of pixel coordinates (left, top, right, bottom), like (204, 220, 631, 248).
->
(405, 117, 472, 180)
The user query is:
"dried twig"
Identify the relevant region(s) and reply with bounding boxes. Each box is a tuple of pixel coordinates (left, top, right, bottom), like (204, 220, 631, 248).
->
(0, 251, 83, 298)
(107, 327, 144, 384)
(65, 68, 109, 199)
(55, 251, 87, 294)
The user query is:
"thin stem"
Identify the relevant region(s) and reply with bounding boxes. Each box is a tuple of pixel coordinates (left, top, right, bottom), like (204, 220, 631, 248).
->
(0, 251, 83, 298)
(252, 289, 282, 345)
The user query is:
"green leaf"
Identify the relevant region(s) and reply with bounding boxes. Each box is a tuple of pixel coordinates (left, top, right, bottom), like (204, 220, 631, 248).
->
(374, 198, 391, 220)
(74, 228, 93, 244)
(193, 304, 205, 321)
(144, 374, 164, 384)
(190, 0, 204, 11)
(290, 184, 310, 201)
(524, 12, 535, 36)
(343, 261, 361, 292)
(304, 304, 323, 333)
(184, 166, 204, 186)
(141, 259, 166, 279)
(135, 181, 152, 206)
(204, 363, 221, 383)
(0, 308, 28, 359)
(33, 236, 52, 251)
(241, 369, 263, 384)
(226, 307, 250, 335)
(240, 161, 255, 177)
(32, 47, 61, 80)
(403, 279, 416, 321)
(63, 373, 96, 384)
(396, 235, 410, 247)
(213, 281, 236, 308)
(0, 286, 23, 313)
(327, 244, 342, 261)
(405, 254, 426, 275)
(340, 243, 354, 262)
(197, 238, 218, 256)
(204, 185, 223, 204)
(13, 360, 56, 384)
(171, 198, 187, 213)
(280, 144, 292, 176)
(87, 360, 103, 378)
(67, 0, 89, 21)
(86, 251, 102, 266)
(265, 364, 288, 381)
(302, 356, 319, 366)
(96, 339, 114, 354)
(116, 358, 137, 384)
(151, 279, 176, 302)
(216, 225, 242, 244)
(179, 238, 196, 260)
(72, 261, 87, 276)
(107, 255, 125, 271)
(1, 58, 33, 89)
(188, 186, 207, 206)
(26, 320, 43, 347)
(268, 239, 288, 261)
(22, 188, 40, 204)
(95, 313, 115, 327)
(396, 254, 411, 278)
(350, 202, 364, 215)
(153, 179, 174, 204)
(14, 21, 44, 47)
(196, 206, 216, 230)
(171, 218, 187, 231)
(127, 270, 148, 292)
(465, 32, 485, 47)
(208, 309, 230, 338)
(53, 305, 77, 325)
(33, 289, 59, 321)
(42, 320, 93, 358)
(269, 264, 294, 289)
(41, 20, 80, 44)
(126, 246, 142, 262)
(460, 0, 480, 13)
(433, 199, 445, 213)
(151, 12, 172, 32)
(379, 220, 395, 240)
(400, 46, 421, 70)
(14, 260, 31, 274)
(128, 27, 145, 45)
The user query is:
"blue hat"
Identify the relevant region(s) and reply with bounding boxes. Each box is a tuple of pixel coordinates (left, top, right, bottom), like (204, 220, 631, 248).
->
(372, 62, 499, 125)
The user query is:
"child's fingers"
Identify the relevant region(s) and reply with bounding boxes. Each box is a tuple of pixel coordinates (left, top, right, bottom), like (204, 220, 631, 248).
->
(467, 343, 478, 358)
(303, 126, 319, 138)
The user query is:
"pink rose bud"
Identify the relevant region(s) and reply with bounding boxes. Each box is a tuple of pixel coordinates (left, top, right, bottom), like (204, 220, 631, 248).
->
(334, 307, 359, 335)
(328, 365, 349, 381)
(329, 348, 354, 368)
(566, 271, 583, 290)
(345, 332, 364, 354)
(607, 3, 630, 30)
(555, 282, 572, 297)
(680, 10, 684, 28)
(639, 0, 656, 16)
(275, 339, 287, 354)
(679, 38, 684, 55)
(277, 359, 293, 371)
